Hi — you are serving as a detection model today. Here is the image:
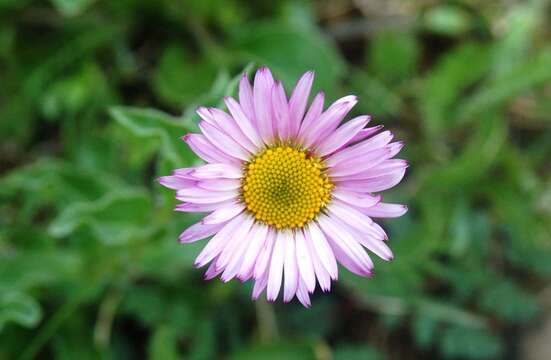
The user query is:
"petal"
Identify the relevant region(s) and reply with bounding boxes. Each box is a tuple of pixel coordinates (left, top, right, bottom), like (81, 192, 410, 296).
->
(327, 147, 392, 177)
(334, 159, 408, 181)
(272, 81, 291, 141)
(204, 257, 224, 280)
(238, 223, 269, 280)
(199, 121, 251, 161)
(304, 230, 332, 291)
(326, 200, 385, 240)
(158, 174, 196, 190)
(215, 215, 254, 271)
(175, 201, 234, 213)
(183, 134, 238, 165)
(253, 67, 276, 143)
(201, 202, 245, 225)
(197, 179, 241, 191)
(179, 220, 226, 243)
(305, 222, 338, 279)
(252, 271, 269, 300)
(283, 233, 298, 302)
(288, 71, 314, 138)
(224, 96, 263, 148)
(194, 214, 246, 267)
(315, 115, 370, 156)
(254, 228, 276, 279)
(191, 164, 243, 179)
(267, 230, 286, 301)
(296, 276, 312, 308)
(326, 130, 394, 166)
(196, 106, 216, 126)
(208, 108, 257, 153)
(332, 189, 381, 208)
(361, 202, 408, 218)
(318, 215, 374, 276)
(239, 73, 256, 127)
(295, 230, 316, 293)
(303, 96, 358, 149)
(220, 231, 250, 282)
(343, 125, 383, 147)
(298, 92, 324, 143)
(336, 168, 406, 192)
(176, 188, 237, 204)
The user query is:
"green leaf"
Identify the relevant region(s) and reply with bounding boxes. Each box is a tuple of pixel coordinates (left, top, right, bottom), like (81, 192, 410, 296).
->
(456, 48, 551, 123)
(229, 22, 345, 98)
(154, 44, 218, 106)
(50, 0, 94, 16)
(333, 344, 385, 360)
(422, 5, 473, 36)
(419, 42, 492, 136)
(229, 341, 315, 360)
(148, 325, 180, 360)
(110, 107, 194, 170)
(0, 291, 42, 331)
(440, 326, 503, 359)
(368, 31, 419, 85)
(479, 279, 540, 323)
(48, 189, 153, 245)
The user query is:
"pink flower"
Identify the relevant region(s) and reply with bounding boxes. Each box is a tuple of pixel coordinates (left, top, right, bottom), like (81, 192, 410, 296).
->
(160, 67, 408, 307)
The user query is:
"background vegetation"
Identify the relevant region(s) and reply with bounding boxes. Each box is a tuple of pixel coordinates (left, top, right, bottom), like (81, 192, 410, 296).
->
(1, 0, 550, 359)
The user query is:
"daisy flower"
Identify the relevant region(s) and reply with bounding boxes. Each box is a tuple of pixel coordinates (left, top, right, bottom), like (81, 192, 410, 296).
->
(160, 67, 407, 307)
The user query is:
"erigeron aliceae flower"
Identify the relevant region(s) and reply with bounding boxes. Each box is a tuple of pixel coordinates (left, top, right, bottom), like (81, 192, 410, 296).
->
(160, 67, 407, 307)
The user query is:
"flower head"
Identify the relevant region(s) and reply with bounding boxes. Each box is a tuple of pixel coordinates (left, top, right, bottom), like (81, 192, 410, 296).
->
(160, 67, 407, 307)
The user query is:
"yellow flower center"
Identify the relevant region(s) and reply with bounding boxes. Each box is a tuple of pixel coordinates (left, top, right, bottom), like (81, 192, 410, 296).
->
(241, 145, 333, 229)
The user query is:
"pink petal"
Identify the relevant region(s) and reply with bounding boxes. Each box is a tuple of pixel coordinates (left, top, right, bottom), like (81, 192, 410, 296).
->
(215, 215, 254, 271)
(253, 67, 276, 144)
(302, 96, 357, 149)
(158, 175, 196, 190)
(208, 108, 257, 153)
(336, 168, 406, 193)
(295, 230, 316, 293)
(239, 73, 256, 128)
(272, 82, 291, 141)
(296, 276, 312, 308)
(199, 121, 251, 161)
(238, 224, 269, 280)
(196, 107, 216, 126)
(267, 230, 286, 301)
(327, 147, 392, 177)
(204, 257, 224, 280)
(361, 202, 408, 218)
(288, 71, 314, 138)
(326, 130, 394, 166)
(326, 200, 385, 241)
(304, 230, 332, 291)
(201, 203, 245, 225)
(317, 215, 374, 276)
(176, 188, 237, 204)
(283, 233, 298, 302)
(183, 134, 238, 165)
(179, 220, 226, 243)
(316, 115, 370, 156)
(220, 232, 250, 282)
(224, 96, 263, 148)
(194, 214, 246, 267)
(332, 189, 381, 208)
(197, 179, 241, 191)
(191, 164, 242, 179)
(335, 159, 408, 181)
(253, 228, 276, 279)
(252, 271, 269, 300)
(343, 125, 383, 147)
(305, 222, 338, 279)
(298, 92, 324, 142)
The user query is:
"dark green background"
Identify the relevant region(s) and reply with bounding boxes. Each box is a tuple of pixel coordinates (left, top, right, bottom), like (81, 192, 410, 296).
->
(1, 0, 550, 359)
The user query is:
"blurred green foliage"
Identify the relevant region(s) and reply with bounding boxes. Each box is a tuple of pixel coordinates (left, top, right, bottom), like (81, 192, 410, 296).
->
(1, 0, 550, 359)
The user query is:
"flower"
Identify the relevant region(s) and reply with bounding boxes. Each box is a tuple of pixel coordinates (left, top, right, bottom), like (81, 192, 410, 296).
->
(160, 67, 407, 307)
